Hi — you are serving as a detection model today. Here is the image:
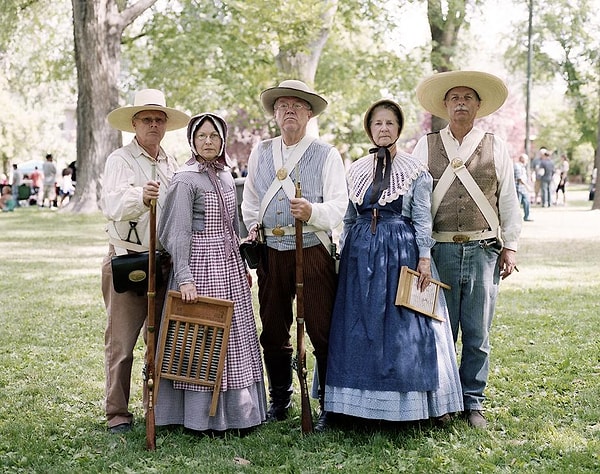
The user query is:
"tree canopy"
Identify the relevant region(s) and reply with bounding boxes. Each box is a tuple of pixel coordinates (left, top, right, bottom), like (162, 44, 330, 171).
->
(1, 0, 599, 209)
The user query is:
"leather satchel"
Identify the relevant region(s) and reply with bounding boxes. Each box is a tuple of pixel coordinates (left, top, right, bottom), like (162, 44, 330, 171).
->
(111, 251, 163, 295)
(239, 241, 263, 269)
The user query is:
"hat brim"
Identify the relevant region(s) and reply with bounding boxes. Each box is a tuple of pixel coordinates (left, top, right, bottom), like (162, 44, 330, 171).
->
(416, 71, 508, 120)
(107, 105, 190, 133)
(260, 87, 328, 117)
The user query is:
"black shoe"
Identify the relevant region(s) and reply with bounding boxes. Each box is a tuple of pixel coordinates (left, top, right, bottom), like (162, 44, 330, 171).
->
(109, 422, 132, 434)
(434, 413, 452, 427)
(314, 410, 331, 432)
(265, 403, 290, 422)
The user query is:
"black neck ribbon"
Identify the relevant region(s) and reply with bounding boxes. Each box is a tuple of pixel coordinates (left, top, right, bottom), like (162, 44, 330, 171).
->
(369, 146, 392, 205)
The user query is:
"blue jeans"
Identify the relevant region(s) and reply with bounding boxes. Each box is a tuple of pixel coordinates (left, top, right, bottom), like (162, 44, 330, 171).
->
(517, 189, 530, 220)
(431, 240, 501, 410)
(541, 180, 552, 206)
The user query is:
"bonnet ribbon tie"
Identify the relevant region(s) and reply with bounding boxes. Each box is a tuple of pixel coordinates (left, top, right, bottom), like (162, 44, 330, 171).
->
(368, 146, 392, 233)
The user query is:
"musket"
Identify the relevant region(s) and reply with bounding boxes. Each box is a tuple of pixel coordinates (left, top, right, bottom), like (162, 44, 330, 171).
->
(295, 178, 313, 434)
(144, 164, 157, 450)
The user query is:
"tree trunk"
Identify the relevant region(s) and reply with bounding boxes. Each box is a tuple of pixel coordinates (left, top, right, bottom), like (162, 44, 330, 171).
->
(274, 0, 338, 138)
(426, 0, 466, 132)
(275, 0, 338, 84)
(593, 98, 600, 210)
(69, 0, 158, 213)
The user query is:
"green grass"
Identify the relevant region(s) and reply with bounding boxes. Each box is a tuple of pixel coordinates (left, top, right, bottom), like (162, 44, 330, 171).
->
(1, 186, 599, 473)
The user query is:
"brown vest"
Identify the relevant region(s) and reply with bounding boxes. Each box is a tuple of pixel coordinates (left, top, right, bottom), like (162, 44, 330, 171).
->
(427, 132, 498, 233)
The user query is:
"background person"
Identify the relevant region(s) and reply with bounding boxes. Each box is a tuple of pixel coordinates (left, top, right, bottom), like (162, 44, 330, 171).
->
(41, 153, 57, 209)
(30, 166, 42, 205)
(101, 88, 190, 434)
(241, 80, 348, 432)
(514, 153, 533, 221)
(0, 185, 16, 211)
(324, 99, 463, 424)
(539, 149, 555, 207)
(555, 154, 569, 205)
(58, 167, 75, 207)
(10, 164, 21, 207)
(156, 113, 267, 433)
(413, 71, 522, 429)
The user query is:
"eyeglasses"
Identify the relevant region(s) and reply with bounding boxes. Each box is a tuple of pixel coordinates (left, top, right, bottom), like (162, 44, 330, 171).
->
(274, 103, 310, 111)
(135, 117, 167, 126)
(196, 132, 222, 142)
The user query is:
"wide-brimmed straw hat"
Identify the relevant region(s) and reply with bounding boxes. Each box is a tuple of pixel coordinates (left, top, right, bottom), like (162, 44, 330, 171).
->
(416, 71, 508, 119)
(363, 99, 405, 145)
(107, 89, 190, 132)
(260, 79, 328, 117)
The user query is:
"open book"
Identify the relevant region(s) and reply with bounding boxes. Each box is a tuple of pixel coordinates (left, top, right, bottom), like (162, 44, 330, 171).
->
(395, 266, 450, 322)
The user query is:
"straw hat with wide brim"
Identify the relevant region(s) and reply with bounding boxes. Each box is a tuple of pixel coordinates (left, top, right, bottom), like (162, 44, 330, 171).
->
(260, 80, 328, 117)
(107, 89, 191, 133)
(416, 71, 508, 120)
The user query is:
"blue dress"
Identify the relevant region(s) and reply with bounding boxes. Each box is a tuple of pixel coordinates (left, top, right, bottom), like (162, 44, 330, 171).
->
(324, 152, 463, 421)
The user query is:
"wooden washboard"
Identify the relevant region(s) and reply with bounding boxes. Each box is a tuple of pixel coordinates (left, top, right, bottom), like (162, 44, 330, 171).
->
(155, 290, 234, 416)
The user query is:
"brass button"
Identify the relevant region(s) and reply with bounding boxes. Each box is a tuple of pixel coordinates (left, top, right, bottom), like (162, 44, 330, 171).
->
(276, 168, 288, 180)
(451, 158, 463, 169)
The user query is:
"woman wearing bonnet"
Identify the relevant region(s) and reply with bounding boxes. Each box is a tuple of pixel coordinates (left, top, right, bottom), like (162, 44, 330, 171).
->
(324, 100, 463, 424)
(156, 113, 267, 433)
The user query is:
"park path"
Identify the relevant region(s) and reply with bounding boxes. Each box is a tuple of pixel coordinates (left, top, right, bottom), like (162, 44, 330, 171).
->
(517, 188, 600, 243)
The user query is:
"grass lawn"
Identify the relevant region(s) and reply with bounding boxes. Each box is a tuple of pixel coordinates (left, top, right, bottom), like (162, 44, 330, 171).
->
(0, 185, 598, 473)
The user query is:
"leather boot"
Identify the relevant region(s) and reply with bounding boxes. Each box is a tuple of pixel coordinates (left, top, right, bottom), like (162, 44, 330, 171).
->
(264, 355, 293, 422)
(314, 357, 331, 432)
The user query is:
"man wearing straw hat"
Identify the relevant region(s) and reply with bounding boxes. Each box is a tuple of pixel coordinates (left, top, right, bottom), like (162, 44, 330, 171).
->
(242, 80, 347, 431)
(412, 71, 522, 429)
(101, 89, 190, 434)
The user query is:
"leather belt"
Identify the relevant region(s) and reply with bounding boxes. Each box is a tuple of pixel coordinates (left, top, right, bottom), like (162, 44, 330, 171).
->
(433, 229, 498, 243)
(263, 224, 321, 237)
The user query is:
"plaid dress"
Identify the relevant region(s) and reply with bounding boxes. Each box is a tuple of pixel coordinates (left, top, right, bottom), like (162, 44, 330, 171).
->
(156, 168, 267, 430)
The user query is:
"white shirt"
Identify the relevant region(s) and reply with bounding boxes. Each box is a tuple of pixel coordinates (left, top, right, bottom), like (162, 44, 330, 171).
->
(101, 138, 178, 254)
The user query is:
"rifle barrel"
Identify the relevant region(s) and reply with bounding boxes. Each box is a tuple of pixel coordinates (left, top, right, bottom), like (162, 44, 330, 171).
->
(145, 165, 157, 450)
(295, 180, 313, 434)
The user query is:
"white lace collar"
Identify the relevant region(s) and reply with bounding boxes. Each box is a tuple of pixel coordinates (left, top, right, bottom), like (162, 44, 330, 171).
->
(348, 151, 427, 206)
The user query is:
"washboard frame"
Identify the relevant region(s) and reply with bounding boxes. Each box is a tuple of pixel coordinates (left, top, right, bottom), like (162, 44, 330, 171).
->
(395, 266, 450, 322)
(155, 290, 234, 416)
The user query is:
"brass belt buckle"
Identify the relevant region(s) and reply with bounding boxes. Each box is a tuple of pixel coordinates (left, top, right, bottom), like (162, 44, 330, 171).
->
(272, 226, 285, 237)
(453, 234, 470, 243)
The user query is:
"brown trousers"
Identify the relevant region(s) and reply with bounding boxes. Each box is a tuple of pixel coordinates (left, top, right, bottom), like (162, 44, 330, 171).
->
(101, 245, 169, 428)
(257, 244, 337, 360)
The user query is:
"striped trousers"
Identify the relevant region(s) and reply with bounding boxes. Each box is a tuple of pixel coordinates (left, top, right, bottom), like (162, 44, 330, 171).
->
(257, 244, 337, 360)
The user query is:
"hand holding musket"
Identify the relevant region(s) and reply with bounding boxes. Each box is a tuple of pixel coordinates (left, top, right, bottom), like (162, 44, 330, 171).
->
(295, 179, 314, 434)
(145, 164, 157, 450)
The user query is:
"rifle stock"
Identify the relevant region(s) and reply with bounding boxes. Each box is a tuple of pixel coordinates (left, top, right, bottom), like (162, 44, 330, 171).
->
(145, 166, 157, 450)
(295, 180, 313, 434)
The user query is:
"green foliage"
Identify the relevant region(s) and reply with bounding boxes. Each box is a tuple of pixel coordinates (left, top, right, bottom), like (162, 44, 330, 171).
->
(0, 186, 599, 473)
(124, 0, 425, 160)
(0, 0, 76, 171)
(504, 0, 600, 153)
